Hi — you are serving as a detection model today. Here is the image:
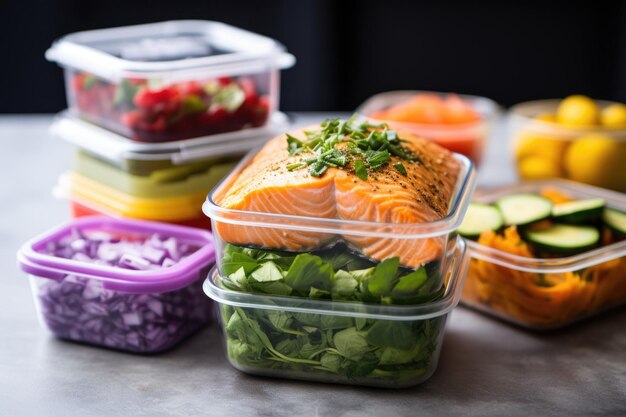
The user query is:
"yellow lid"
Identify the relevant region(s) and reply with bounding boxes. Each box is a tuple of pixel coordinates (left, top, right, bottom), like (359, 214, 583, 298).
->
(60, 172, 206, 221)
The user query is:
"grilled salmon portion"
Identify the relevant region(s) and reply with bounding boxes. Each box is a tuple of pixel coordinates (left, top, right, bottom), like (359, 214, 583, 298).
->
(214, 125, 461, 267)
(216, 130, 338, 250)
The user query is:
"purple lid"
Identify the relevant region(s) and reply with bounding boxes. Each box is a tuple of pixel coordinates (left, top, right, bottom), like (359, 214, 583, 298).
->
(17, 216, 215, 293)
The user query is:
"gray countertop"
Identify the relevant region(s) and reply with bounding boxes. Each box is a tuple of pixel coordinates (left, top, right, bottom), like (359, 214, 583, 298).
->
(1, 114, 624, 417)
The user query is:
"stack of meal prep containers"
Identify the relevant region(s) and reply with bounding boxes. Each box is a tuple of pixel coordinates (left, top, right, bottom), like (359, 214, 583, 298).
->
(18, 20, 482, 386)
(45, 20, 295, 228)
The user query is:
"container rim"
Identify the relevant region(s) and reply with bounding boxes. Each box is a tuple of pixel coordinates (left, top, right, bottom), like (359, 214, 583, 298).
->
(17, 216, 215, 292)
(356, 90, 501, 131)
(203, 239, 468, 321)
(509, 99, 626, 138)
(466, 179, 626, 273)
(50, 111, 290, 165)
(45, 20, 295, 82)
(55, 172, 206, 221)
(203, 151, 476, 239)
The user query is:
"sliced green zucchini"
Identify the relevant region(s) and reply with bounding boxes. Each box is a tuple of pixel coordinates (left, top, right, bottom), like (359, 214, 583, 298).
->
(525, 224, 600, 255)
(603, 208, 626, 237)
(495, 194, 553, 226)
(552, 198, 605, 224)
(458, 203, 504, 239)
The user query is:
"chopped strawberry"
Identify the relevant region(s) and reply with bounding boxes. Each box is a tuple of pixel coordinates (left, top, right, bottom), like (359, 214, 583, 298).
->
(238, 76, 257, 99)
(72, 74, 86, 92)
(139, 115, 167, 132)
(249, 96, 270, 127)
(121, 111, 142, 128)
(134, 87, 180, 109)
(177, 81, 204, 97)
(217, 76, 233, 86)
(207, 106, 229, 125)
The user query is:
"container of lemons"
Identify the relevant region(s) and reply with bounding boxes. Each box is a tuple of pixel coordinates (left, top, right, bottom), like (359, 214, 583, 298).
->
(510, 96, 626, 192)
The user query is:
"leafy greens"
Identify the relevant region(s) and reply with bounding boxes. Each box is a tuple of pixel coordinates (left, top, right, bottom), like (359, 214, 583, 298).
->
(218, 244, 445, 386)
(285, 116, 420, 179)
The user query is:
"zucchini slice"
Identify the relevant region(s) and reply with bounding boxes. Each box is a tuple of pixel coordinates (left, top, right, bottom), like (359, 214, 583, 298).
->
(458, 203, 504, 239)
(603, 208, 626, 237)
(495, 194, 553, 226)
(525, 224, 600, 255)
(552, 198, 605, 224)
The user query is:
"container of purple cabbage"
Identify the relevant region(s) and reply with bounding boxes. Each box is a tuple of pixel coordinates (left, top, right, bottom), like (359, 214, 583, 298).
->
(18, 216, 215, 353)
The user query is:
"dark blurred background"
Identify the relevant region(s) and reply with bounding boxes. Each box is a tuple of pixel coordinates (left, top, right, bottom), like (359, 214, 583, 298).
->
(2, 0, 626, 113)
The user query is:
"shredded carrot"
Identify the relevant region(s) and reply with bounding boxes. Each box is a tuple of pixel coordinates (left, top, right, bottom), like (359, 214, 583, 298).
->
(540, 187, 574, 204)
(463, 226, 626, 328)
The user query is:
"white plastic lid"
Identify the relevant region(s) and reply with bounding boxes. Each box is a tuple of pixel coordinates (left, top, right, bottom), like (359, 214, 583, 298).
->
(50, 111, 290, 166)
(46, 20, 295, 82)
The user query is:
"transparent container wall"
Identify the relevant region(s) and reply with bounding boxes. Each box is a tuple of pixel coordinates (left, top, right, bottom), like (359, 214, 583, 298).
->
(29, 272, 212, 353)
(462, 179, 626, 330)
(210, 218, 461, 301)
(463, 253, 626, 330)
(215, 303, 447, 388)
(73, 150, 239, 199)
(205, 147, 475, 302)
(67, 199, 213, 230)
(510, 100, 626, 193)
(64, 68, 278, 143)
(357, 91, 499, 167)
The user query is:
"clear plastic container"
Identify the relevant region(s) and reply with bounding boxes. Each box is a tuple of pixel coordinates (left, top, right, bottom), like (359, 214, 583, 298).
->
(50, 111, 289, 176)
(72, 149, 238, 198)
(56, 172, 212, 229)
(203, 238, 468, 388)
(17, 217, 215, 353)
(462, 179, 626, 330)
(46, 20, 295, 143)
(356, 91, 499, 166)
(510, 100, 626, 192)
(203, 148, 475, 285)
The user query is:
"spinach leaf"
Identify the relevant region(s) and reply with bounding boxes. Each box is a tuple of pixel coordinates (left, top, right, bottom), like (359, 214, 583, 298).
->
(333, 327, 370, 361)
(250, 261, 283, 282)
(331, 270, 358, 299)
(218, 244, 446, 386)
(392, 267, 428, 294)
(284, 254, 333, 293)
(366, 257, 400, 297)
(365, 320, 415, 350)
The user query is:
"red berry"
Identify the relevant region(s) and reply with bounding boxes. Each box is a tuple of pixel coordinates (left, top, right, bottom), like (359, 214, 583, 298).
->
(72, 74, 86, 92)
(250, 96, 270, 127)
(140, 115, 167, 133)
(134, 87, 179, 109)
(177, 81, 203, 97)
(208, 106, 229, 124)
(217, 76, 233, 86)
(121, 111, 142, 128)
(238, 77, 257, 99)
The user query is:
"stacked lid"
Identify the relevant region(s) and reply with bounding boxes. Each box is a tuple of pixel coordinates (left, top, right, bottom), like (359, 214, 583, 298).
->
(46, 20, 295, 227)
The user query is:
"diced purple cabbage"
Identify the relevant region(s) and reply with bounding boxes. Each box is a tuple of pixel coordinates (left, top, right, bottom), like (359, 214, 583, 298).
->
(42, 229, 198, 270)
(34, 274, 211, 353)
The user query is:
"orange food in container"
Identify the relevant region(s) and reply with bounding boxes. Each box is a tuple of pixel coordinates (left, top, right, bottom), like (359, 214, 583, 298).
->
(357, 91, 499, 166)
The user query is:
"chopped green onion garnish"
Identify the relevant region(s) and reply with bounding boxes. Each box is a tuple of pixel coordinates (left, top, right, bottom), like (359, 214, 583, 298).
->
(354, 160, 368, 181)
(284, 115, 415, 180)
(286, 163, 305, 171)
(393, 162, 408, 176)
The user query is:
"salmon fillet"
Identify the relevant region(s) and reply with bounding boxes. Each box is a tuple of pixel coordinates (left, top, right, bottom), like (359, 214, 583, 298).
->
(214, 125, 461, 267)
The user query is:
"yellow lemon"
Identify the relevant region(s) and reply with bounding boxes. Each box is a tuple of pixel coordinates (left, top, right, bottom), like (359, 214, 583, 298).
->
(601, 103, 626, 128)
(535, 113, 557, 122)
(556, 95, 599, 126)
(564, 134, 626, 191)
(515, 132, 568, 164)
(518, 156, 563, 179)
